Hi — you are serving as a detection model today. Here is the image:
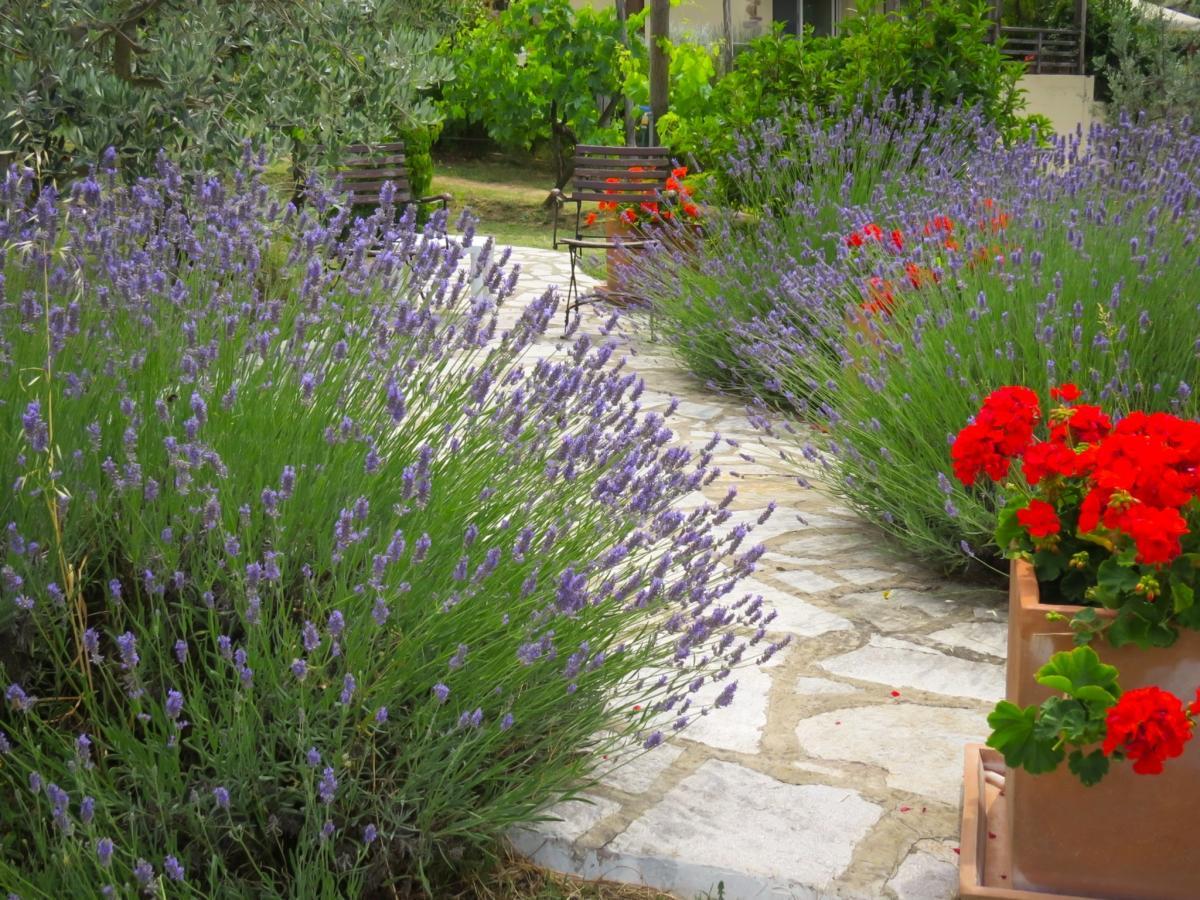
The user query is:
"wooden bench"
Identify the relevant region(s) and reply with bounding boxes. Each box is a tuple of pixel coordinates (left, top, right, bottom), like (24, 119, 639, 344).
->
(550, 144, 673, 325)
(339, 142, 452, 218)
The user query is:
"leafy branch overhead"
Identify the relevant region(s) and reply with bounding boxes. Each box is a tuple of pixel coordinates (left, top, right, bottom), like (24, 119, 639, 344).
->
(0, 0, 458, 182)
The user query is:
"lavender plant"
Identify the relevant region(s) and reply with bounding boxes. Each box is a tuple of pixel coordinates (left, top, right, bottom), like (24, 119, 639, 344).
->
(0, 147, 777, 896)
(638, 110, 1200, 572)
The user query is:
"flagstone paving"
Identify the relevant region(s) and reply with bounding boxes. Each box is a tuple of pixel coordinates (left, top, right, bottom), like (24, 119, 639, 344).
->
(493, 246, 1007, 899)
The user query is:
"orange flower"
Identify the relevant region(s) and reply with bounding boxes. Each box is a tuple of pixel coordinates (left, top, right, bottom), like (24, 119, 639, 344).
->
(682, 203, 699, 218)
(621, 208, 638, 224)
(945, 237, 960, 251)
(672, 166, 687, 178)
(584, 211, 597, 227)
(598, 200, 616, 211)
(664, 176, 680, 192)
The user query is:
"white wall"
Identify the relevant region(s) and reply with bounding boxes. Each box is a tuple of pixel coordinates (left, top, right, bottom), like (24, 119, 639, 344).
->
(1018, 74, 1102, 136)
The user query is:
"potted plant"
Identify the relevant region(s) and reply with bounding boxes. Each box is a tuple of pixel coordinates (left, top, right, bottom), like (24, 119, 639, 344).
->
(952, 385, 1200, 898)
(583, 165, 703, 290)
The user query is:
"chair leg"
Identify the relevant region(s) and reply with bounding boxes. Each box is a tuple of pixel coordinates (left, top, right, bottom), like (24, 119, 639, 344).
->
(565, 246, 580, 328)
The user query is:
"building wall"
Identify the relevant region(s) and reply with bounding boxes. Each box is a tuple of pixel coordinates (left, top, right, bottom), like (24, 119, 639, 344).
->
(1018, 74, 1101, 136)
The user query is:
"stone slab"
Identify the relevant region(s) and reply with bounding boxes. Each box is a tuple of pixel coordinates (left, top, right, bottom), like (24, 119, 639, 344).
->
(608, 759, 883, 889)
(795, 704, 989, 804)
(818, 636, 1004, 702)
(928, 621, 1009, 659)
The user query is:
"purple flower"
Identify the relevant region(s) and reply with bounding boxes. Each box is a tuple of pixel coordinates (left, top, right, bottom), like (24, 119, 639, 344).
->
(165, 690, 184, 720)
(371, 596, 390, 625)
(164, 855, 185, 882)
(96, 837, 114, 867)
(213, 786, 230, 809)
(643, 731, 664, 749)
(5, 683, 32, 712)
(21, 401, 49, 452)
(320, 820, 335, 841)
(363, 823, 379, 844)
(327, 610, 344, 638)
(291, 658, 308, 680)
(715, 681, 738, 708)
(83, 628, 103, 663)
(448, 643, 469, 670)
(116, 632, 139, 670)
(432, 683, 450, 704)
(318, 766, 337, 804)
(76, 733, 93, 767)
(81, 796, 95, 824)
(302, 621, 321, 653)
(339, 673, 356, 705)
(28, 771, 42, 793)
(375, 706, 388, 723)
(174, 640, 188, 664)
(134, 859, 154, 886)
(306, 747, 321, 766)
(0, 731, 11, 753)
(500, 713, 514, 731)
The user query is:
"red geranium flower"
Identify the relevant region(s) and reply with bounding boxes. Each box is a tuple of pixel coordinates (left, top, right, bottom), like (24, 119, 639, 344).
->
(1050, 383, 1080, 402)
(671, 166, 687, 178)
(1021, 439, 1078, 484)
(1102, 686, 1195, 774)
(1016, 499, 1061, 538)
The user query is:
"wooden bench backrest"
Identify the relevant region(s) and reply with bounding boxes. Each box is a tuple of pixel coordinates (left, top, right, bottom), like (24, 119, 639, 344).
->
(570, 145, 672, 204)
(340, 142, 413, 206)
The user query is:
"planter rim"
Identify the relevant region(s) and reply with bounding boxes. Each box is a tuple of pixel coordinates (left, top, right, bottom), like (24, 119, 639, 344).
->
(1011, 557, 1119, 621)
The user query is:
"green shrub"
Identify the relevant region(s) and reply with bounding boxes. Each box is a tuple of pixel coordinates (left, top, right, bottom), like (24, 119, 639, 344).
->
(0, 154, 772, 895)
(663, 0, 1032, 178)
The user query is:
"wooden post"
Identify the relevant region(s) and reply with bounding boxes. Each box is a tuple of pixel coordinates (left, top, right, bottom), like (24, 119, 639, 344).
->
(649, 0, 669, 143)
(615, 0, 636, 145)
(721, 0, 734, 74)
(1076, 0, 1087, 75)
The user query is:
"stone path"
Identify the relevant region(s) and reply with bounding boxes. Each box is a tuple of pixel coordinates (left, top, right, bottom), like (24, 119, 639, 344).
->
(492, 246, 1009, 900)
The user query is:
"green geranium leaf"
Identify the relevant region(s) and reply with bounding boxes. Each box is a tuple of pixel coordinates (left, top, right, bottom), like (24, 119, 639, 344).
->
(1033, 696, 1087, 742)
(1095, 557, 1139, 607)
(995, 503, 1024, 551)
(986, 701, 1065, 774)
(1035, 646, 1120, 702)
(1034, 548, 1067, 581)
(1068, 749, 1111, 786)
(1171, 577, 1194, 614)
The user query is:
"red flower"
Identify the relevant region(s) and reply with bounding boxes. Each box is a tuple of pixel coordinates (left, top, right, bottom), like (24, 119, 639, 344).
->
(620, 208, 638, 224)
(1050, 383, 1080, 402)
(890, 229, 903, 250)
(1102, 686, 1195, 774)
(664, 176, 680, 192)
(682, 203, 699, 218)
(1016, 499, 1061, 538)
(1065, 404, 1112, 445)
(1021, 439, 1078, 484)
(584, 211, 597, 227)
(846, 231, 864, 248)
(951, 421, 1013, 486)
(1116, 504, 1189, 566)
(924, 215, 954, 235)
(863, 223, 884, 241)
(671, 166, 688, 178)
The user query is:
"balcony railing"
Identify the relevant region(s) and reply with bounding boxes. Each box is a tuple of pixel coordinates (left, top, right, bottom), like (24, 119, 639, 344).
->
(994, 25, 1085, 75)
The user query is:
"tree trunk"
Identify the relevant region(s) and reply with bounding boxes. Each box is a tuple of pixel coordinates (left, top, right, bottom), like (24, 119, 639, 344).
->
(721, 0, 734, 74)
(648, 0, 669, 142)
(615, 0, 636, 145)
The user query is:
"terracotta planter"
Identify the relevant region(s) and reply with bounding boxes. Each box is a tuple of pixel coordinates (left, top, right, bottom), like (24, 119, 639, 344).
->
(959, 744, 1094, 900)
(604, 218, 701, 295)
(1001, 559, 1200, 898)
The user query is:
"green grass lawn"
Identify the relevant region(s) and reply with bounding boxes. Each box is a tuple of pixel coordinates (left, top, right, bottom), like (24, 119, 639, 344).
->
(431, 153, 561, 249)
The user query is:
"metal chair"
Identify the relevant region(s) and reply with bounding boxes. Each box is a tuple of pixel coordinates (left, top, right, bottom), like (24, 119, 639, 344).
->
(549, 144, 672, 326)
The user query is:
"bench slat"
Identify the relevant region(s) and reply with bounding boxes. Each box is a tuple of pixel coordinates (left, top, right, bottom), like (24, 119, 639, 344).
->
(575, 144, 670, 157)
